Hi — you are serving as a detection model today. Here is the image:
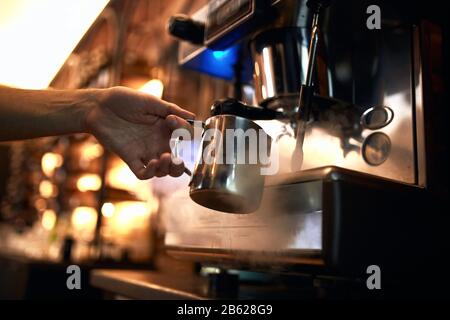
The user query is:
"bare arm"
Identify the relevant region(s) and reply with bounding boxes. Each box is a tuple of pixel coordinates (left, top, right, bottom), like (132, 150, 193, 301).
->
(0, 86, 96, 140)
(0, 85, 194, 179)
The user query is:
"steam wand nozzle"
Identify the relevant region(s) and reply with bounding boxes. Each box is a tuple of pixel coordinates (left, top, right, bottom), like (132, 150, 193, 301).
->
(292, 0, 330, 171)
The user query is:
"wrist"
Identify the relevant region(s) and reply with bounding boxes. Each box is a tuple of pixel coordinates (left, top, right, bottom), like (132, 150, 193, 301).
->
(78, 88, 105, 134)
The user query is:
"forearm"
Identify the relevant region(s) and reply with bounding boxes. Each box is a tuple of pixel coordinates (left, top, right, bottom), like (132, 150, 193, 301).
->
(0, 86, 100, 141)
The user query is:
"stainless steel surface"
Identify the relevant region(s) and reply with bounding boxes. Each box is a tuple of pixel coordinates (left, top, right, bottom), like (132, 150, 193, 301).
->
(298, 24, 418, 184)
(304, 12, 319, 88)
(165, 168, 347, 258)
(413, 26, 427, 187)
(167, 1, 431, 266)
(360, 106, 394, 130)
(189, 115, 271, 213)
(361, 132, 392, 166)
(255, 2, 424, 185)
(165, 175, 323, 252)
(251, 28, 310, 109)
(164, 165, 428, 267)
(250, 1, 323, 109)
(291, 5, 324, 171)
(251, 3, 422, 184)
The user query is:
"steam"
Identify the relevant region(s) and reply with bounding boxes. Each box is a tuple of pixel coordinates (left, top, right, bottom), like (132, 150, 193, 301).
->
(160, 120, 322, 266)
(162, 185, 322, 265)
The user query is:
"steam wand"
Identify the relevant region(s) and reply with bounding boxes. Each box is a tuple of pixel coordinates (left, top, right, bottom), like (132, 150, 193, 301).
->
(291, 0, 330, 171)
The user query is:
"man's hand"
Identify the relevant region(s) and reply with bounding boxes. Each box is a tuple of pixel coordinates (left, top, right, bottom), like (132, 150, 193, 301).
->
(84, 86, 194, 180)
(0, 85, 193, 179)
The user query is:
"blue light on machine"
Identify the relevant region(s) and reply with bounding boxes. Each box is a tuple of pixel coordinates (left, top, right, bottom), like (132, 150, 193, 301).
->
(199, 47, 238, 79)
(182, 45, 252, 82)
(212, 49, 230, 59)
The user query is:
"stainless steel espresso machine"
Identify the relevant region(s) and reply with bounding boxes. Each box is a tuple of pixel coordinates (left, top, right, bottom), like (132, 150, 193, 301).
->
(164, 0, 447, 294)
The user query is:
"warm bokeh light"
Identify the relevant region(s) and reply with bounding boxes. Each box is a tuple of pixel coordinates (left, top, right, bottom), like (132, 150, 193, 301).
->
(41, 209, 57, 231)
(101, 202, 115, 218)
(80, 141, 104, 162)
(106, 159, 155, 201)
(77, 174, 102, 192)
(139, 79, 164, 99)
(34, 198, 47, 212)
(71, 206, 98, 237)
(107, 161, 139, 192)
(41, 152, 63, 177)
(0, 0, 110, 89)
(39, 180, 57, 198)
(111, 201, 150, 235)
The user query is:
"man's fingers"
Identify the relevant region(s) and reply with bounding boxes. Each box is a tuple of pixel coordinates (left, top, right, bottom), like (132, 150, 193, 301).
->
(169, 157, 185, 177)
(126, 153, 187, 180)
(127, 159, 148, 180)
(166, 102, 195, 120)
(165, 115, 194, 136)
(150, 153, 186, 178)
(127, 158, 157, 180)
(140, 114, 161, 126)
(155, 153, 172, 177)
(142, 94, 194, 120)
(142, 159, 158, 179)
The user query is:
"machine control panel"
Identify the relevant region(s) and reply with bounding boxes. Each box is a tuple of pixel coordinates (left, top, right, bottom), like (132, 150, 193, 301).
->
(205, 0, 274, 49)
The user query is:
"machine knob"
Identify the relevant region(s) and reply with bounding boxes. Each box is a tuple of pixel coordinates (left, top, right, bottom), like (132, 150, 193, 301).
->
(168, 14, 205, 45)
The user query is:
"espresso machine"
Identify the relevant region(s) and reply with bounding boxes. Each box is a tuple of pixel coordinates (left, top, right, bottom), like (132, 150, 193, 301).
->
(164, 0, 447, 294)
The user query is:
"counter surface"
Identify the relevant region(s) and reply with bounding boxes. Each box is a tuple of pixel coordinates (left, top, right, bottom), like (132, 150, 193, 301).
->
(91, 269, 208, 300)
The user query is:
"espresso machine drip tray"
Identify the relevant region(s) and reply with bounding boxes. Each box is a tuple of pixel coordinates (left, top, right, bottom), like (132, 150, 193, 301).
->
(165, 166, 437, 277)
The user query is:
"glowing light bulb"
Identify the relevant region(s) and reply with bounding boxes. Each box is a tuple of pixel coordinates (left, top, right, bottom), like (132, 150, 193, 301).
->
(42, 209, 57, 230)
(39, 180, 57, 198)
(80, 142, 103, 162)
(71, 206, 97, 230)
(77, 174, 102, 192)
(41, 152, 63, 177)
(101, 202, 115, 218)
